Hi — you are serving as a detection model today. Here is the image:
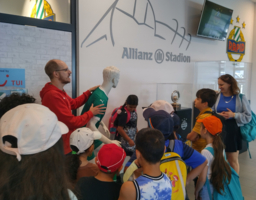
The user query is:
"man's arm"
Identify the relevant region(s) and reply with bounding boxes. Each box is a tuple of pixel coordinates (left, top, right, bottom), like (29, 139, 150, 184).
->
(43, 91, 94, 130)
(118, 181, 136, 200)
(69, 85, 100, 110)
(68, 90, 91, 110)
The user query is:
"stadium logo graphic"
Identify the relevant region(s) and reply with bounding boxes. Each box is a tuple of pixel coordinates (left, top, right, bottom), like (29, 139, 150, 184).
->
(30, 0, 55, 21)
(81, 0, 192, 50)
(181, 118, 188, 131)
(227, 26, 245, 62)
(155, 49, 164, 64)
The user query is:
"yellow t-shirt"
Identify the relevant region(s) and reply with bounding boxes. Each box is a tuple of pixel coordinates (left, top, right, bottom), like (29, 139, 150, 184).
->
(192, 107, 212, 152)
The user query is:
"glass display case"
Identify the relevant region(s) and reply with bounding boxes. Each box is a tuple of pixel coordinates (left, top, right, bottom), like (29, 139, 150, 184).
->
(156, 83, 193, 141)
(156, 83, 193, 109)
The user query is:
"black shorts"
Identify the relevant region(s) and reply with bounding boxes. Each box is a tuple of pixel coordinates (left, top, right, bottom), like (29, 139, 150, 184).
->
(224, 119, 242, 152)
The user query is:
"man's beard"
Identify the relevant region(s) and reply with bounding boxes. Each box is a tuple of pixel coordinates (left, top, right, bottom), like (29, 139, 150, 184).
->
(59, 75, 70, 84)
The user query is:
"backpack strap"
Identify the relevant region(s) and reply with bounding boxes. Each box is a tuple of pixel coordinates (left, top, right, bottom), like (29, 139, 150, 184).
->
(205, 177, 213, 200)
(205, 146, 227, 160)
(123, 106, 131, 124)
(203, 111, 213, 115)
(239, 93, 243, 101)
(112, 108, 119, 116)
(168, 140, 175, 152)
(108, 108, 119, 130)
(203, 111, 226, 125)
(175, 160, 186, 197)
(204, 146, 214, 200)
(205, 146, 214, 156)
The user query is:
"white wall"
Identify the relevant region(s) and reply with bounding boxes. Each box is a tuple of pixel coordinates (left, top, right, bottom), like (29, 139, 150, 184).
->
(78, 0, 255, 129)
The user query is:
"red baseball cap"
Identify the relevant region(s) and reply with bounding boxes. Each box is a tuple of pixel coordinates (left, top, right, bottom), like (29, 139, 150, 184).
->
(197, 115, 223, 136)
(96, 144, 126, 173)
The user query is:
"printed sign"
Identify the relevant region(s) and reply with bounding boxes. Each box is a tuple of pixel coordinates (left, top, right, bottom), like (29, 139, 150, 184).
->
(0, 68, 25, 88)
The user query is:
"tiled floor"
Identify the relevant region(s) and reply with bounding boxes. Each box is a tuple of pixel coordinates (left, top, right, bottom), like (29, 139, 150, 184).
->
(187, 140, 256, 200)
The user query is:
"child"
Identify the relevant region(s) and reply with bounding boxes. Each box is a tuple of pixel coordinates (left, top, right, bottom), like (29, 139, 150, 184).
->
(65, 127, 102, 184)
(119, 128, 172, 200)
(123, 108, 207, 186)
(76, 144, 126, 200)
(169, 112, 181, 140)
(114, 95, 138, 156)
(187, 89, 217, 153)
(0, 104, 77, 200)
(195, 115, 231, 200)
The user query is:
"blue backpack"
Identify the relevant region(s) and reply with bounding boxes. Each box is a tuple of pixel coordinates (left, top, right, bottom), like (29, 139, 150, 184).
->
(239, 94, 256, 158)
(205, 147, 244, 200)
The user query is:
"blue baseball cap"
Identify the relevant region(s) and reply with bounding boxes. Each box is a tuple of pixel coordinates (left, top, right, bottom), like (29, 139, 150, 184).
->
(172, 113, 180, 127)
(143, 108, 174, 139)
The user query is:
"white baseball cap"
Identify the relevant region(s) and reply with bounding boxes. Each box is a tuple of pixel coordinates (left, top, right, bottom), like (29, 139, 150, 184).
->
(0, 104, 68, 161)
(70, 127, 102, 154)
(150, 100, 174, 116)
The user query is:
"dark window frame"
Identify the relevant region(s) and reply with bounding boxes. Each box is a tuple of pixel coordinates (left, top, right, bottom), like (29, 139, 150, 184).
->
(0, 0, 77, 113)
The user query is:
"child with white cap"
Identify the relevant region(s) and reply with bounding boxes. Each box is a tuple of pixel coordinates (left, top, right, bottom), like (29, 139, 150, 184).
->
(0, 104, 77, 200)
(65, 127, 102, 183)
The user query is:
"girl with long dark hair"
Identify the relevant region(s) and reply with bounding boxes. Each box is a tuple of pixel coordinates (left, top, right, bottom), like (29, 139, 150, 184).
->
(195, 115, 231, 200)
(65, 128, 101, 185)
(114, 95, 138, 156)
(0, 104, 76, 200)
(213, 74, 251, 174)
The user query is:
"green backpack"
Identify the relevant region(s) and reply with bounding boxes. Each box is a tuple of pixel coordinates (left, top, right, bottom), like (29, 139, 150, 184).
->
(239, 94, 256, 158)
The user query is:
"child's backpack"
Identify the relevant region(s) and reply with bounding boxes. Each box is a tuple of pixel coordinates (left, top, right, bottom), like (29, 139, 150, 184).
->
(205, 147, 244, 200)
(160, 140, 187, 200)
(239, 94, 256, 158)
(108, 106, 131, 135)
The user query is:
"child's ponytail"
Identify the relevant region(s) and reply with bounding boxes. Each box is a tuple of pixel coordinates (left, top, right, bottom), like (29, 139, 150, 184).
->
(64, 154, 81, 185)
(121, 102, 126, 111)
(211, 134, 231, 194)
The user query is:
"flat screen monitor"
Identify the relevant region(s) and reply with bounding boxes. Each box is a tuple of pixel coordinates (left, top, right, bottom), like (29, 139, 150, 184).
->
(197, 0, 233, 41)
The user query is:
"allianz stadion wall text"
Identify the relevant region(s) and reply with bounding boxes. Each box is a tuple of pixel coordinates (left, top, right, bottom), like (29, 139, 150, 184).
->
(122, 47, 191, 64)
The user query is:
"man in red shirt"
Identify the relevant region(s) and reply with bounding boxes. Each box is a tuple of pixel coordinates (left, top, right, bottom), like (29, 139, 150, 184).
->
(40, 59, 105, 154)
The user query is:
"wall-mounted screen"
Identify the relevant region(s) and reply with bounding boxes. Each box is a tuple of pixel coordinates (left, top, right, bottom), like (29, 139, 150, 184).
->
(197, 0, 233, 41)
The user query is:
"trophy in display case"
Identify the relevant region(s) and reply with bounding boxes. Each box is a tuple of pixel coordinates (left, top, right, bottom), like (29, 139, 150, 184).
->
(171, 90, 181, 111)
